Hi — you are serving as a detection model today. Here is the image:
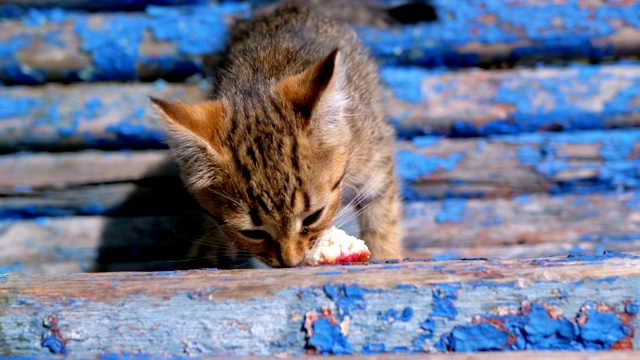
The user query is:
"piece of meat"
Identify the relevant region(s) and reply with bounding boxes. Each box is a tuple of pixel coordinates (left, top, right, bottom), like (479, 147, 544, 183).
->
(305, 227, 371, 265)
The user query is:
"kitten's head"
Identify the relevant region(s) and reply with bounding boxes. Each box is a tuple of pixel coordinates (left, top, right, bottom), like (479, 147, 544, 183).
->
(152, 50, 351, 267)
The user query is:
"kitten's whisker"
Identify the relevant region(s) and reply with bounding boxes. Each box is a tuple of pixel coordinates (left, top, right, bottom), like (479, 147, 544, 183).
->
(207, 189, 245, 211)
(333, 201, 357, 224)
(335, 171, 394, 229)
(345, 135, 367, 163)
(334, 163, 394, 225)
(335, 167, 381, 222)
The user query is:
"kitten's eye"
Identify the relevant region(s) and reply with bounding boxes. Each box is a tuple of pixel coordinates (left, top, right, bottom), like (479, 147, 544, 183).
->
(239, 230, 271, 241)
(303, 207, 324, 228)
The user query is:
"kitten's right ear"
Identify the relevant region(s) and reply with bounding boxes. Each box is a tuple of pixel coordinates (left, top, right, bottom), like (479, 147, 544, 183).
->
(276, 49, 347, 125)
(150, 97, 225, 152)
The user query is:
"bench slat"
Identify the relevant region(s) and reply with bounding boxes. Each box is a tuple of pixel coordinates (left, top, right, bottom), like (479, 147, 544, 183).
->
(2, 255, 639, 355)
(2, 64, 640, 151)
(3, 190, 640, 274)
(2, 1, 640, 84)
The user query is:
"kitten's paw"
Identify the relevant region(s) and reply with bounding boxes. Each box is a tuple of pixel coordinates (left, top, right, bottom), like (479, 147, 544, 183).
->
(304, 227, 370, 266)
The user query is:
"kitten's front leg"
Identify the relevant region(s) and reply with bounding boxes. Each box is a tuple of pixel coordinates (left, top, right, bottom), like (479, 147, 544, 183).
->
(356, 173, 402, 260)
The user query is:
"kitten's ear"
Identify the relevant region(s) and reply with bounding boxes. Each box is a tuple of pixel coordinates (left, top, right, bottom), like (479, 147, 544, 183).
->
(150, 97, 224, 152)
(276, 49, 348, 124)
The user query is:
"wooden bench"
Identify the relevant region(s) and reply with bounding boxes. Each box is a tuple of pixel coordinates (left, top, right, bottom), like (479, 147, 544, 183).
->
(1, 0, 640, 356)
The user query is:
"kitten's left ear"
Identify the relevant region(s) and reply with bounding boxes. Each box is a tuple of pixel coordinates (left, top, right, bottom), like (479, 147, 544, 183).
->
(276, 49, 348, 126)
(150, 97, 225, 153)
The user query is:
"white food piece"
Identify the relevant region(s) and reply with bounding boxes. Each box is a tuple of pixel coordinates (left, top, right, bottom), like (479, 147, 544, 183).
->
(305, 226, 370, 265)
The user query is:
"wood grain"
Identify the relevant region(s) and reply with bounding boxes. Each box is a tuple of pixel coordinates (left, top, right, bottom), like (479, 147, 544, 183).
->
(2, 63, 640, 151)
(2, 1, 640, 84)
(1, 255, 639, 355)
(3, 189, 640, 274)
(3, 125, 640, 216)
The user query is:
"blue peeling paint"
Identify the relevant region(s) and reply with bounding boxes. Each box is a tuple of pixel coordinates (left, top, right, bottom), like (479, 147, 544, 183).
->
(626, 301, 639, 316)
(358, 0, 640, 68)
(74, 14, 146, 81)
(1, 4, 249, 83)
(435, 199, 466, 223)
(379, 307, 414, 323)
(580, 304, 629, 350)
(446, 322, 510, 352)
(21, 8, 67, 27)
(430, 283, 459, 319)
(41, 334, 66, 354)
(517, 146, 542, 166)
(362, 342, 385, 354)
(491, 129, 640, 194)
(430, 251, 459, 261)
(438, 301, 633, 352)
(5, 1, 640, 84)
(323, 284, 367, 316)
(0, 96, 41, 119)
(308, 317, 351, 355)
(395, 150, 463, 194)
(411, 136, 441, 148)
(146, 4, 247, 56)
(523, 304, 579, 350)
(420, 317, 436, 334)
(381, 67, 436, 103)
(0, 261, 24, 274)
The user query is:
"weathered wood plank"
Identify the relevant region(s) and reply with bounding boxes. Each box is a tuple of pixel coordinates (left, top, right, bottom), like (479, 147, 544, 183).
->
(9, 352, 640, 360)
(3, 126, 640, 216)
(399, 128, 640, 199)
(0, 82, 206, 152)
(0, 182, 200, 218)
(2, 1, 640, 84)
(402, 191, 640, 260)
(0, 0, 208, 12)
(0, 150, 174, 191)
(1, 255, 639, 355)
(0, 215, 203, 273)
(3, 190, 640, 274)
(362, 0, 640, 67)
(0, 3, 249, 84)
(2, 64, 640, 151)
(385, 64, 640, 137)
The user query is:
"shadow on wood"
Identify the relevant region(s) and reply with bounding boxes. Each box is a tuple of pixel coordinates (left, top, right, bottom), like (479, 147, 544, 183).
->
(94, 156, 204, 272)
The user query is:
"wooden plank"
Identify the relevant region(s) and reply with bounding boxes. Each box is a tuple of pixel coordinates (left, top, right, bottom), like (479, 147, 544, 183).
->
(3, 190, 640, 274)
(0, 182, 200, 218)
(402, 191, 640, 260)
(385, 64, 640, 137)
(0, 0, 208, 11)
(0, 65, 640, 151)
(2, 64, 640, 151)
(0, 215, 203, 274)
(2, 1, 640, 84)
(10, 352, 639, 360)
(0, 82, 206, 152)
(3, 126, 640, 216)
(0, 150, 174, 190)
(0, 3, 249, 84)
(1, 255, 639, 355)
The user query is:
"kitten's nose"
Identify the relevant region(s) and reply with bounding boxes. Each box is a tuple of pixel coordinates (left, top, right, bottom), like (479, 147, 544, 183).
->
(279, 242, 304, 267)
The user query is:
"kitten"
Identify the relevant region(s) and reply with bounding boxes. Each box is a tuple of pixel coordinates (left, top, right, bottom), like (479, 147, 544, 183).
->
(151, 2, 401, 268)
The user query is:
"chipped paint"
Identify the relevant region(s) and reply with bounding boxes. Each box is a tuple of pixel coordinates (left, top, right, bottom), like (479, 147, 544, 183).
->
(437, 301, 636, 352)
(1, 255, 640, 354)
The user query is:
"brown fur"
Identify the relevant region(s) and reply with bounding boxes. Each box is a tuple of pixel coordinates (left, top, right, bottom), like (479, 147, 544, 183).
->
(152, 2, 401, 268)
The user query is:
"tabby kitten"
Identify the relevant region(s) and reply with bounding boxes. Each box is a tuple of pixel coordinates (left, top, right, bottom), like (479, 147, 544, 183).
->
(151, 2, 401, 268)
